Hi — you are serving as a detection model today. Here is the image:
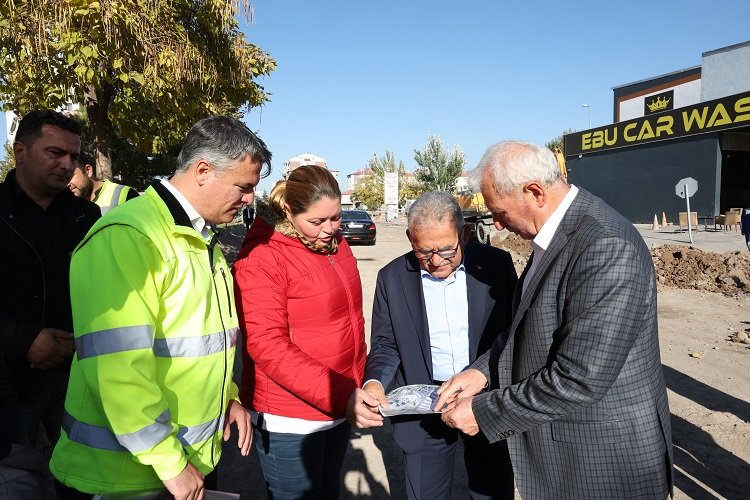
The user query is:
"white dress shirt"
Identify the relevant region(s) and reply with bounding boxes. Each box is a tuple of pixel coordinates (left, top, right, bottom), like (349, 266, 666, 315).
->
(160, 179, 212, 242)
(523, 185, 579, 295)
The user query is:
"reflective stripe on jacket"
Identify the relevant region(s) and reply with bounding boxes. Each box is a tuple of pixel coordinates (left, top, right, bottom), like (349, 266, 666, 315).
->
(94, 180, 134, 214)
(50, 186, 239, 494)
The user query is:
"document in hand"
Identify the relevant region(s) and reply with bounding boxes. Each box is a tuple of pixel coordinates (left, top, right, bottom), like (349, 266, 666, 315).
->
(379, 384, 441, 417)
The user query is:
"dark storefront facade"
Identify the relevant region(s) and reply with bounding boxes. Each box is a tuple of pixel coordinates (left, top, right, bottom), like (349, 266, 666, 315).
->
(565, 90, 750, 223)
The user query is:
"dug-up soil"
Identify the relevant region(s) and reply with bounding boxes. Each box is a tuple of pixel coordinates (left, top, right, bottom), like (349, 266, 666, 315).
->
(652, 245, 750, 295)
(494, 232, 750, 296)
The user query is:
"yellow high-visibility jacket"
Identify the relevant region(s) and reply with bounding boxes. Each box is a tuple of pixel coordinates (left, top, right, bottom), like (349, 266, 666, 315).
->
(50, 184, 239, 494)
(93, 179, 136, 214)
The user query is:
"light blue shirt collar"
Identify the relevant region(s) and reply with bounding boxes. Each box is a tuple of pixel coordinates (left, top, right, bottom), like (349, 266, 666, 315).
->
(419, 261, 466, 282)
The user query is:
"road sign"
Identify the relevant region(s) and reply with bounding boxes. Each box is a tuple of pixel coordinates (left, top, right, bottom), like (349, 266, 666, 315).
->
(675, 177, 698, 244)
(384, 171, 399, 221)
(675, 177, 698, 199)
(384, 172, 398, 205)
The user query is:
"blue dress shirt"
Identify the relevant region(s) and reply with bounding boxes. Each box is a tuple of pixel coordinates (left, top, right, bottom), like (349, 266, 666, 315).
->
(420, 263, 470, 381)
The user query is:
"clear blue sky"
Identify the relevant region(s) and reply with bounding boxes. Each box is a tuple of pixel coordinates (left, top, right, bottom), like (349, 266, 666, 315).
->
(3, 1, 750, 194)
(240, 0, 750, 193)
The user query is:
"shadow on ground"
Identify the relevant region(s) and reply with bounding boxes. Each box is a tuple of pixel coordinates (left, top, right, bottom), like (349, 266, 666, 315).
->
(664, 365, 750, 499)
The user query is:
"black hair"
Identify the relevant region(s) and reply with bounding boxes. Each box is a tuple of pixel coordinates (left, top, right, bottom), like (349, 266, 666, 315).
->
(15, 110, 81, 145)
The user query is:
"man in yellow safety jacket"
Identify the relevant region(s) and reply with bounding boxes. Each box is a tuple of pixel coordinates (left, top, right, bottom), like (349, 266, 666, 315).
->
(68, 154, 139, 214)
(50, 116, 272, 499)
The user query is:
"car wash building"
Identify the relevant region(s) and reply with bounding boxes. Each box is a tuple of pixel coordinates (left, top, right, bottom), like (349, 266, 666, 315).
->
(564, 40, 750, 223)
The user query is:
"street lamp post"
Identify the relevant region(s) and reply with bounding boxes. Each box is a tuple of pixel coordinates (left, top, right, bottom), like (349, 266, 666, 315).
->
(581, 103, 591, 129)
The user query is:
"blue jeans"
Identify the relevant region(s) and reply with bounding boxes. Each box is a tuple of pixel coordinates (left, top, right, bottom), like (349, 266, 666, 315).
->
(253, 422, 351, 500)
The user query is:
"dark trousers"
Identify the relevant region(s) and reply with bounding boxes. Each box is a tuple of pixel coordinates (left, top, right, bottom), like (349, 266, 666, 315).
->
(54, 481, 92, 500)
(0, 444, 45, 500)
(253, 422, 351, 500)
(401, 414, 514, 500)
(17, 370, 68, 447)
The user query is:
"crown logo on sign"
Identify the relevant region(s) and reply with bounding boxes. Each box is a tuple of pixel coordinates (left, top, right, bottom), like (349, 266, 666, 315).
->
(646, 95, 671, 112)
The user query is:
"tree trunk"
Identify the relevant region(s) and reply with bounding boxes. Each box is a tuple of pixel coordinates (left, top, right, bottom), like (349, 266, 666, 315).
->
(84, 82, 115, 180)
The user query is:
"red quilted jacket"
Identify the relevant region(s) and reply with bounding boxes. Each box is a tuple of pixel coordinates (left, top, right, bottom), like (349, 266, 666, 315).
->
(232, 210, 366, 421)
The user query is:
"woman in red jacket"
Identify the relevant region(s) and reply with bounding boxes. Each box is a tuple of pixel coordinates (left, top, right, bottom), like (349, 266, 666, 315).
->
(233, 165, 366, 499)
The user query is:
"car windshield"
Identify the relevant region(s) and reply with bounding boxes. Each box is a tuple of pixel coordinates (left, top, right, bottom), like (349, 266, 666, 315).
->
(342, 211, 371, 221)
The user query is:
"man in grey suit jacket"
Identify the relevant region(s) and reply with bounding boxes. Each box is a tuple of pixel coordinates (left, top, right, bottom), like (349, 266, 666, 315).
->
(347, 192, 516, 499)
(437, 141, 674, 499)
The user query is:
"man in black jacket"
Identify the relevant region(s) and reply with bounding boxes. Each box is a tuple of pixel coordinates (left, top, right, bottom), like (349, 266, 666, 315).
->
(0, 110, 100, 494)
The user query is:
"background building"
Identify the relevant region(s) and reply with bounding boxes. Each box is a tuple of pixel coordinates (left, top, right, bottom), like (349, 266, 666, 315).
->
(346, 167, 373, 192)
(283, 153, 339, 182)
(565, 40, 750, 222)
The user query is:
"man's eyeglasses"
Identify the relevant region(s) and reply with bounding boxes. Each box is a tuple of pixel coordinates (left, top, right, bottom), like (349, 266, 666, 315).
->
(414, 242, 460, 261)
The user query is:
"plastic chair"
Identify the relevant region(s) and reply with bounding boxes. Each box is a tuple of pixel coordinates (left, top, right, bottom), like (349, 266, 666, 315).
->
(678, 211, 697, 231)
(724, 211, 742, 231)
(714, 214, 726, 231)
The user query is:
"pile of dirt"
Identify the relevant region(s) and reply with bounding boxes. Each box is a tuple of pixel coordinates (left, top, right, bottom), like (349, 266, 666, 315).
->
(492, 231, 531, 276)
(493, 234, 750, 296)
(651, 245, 750, 294)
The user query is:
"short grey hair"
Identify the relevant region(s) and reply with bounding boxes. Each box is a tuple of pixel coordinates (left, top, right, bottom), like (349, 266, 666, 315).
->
(407, 191, 464, 234)
(176, 116, 272, 177)
(468, 140, 563, 196)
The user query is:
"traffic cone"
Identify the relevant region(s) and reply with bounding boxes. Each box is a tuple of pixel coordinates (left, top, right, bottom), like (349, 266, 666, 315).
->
(652, 214, 659, 231)
(661, 211, 668, 227)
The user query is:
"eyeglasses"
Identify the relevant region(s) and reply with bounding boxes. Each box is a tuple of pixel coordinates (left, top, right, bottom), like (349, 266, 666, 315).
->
(413, 242, 460, 261)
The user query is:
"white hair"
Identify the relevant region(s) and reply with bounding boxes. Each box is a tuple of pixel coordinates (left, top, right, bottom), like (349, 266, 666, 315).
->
(469, 140, 564, 196)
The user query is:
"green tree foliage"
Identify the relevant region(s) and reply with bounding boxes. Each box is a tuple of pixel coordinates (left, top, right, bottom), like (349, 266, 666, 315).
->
(545, 128, 575, 154)
(76, 110, 174, 190)
(0, 0, 275, 180)
(256, 187, 269, 204)
(112, 137, 178, 190)
(413, 134, 465, 193)
(0, 142, 14, 182)
(351, 150, 411, 209)
(350, 174, 382, 210)
(400, 180, 424, 205)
